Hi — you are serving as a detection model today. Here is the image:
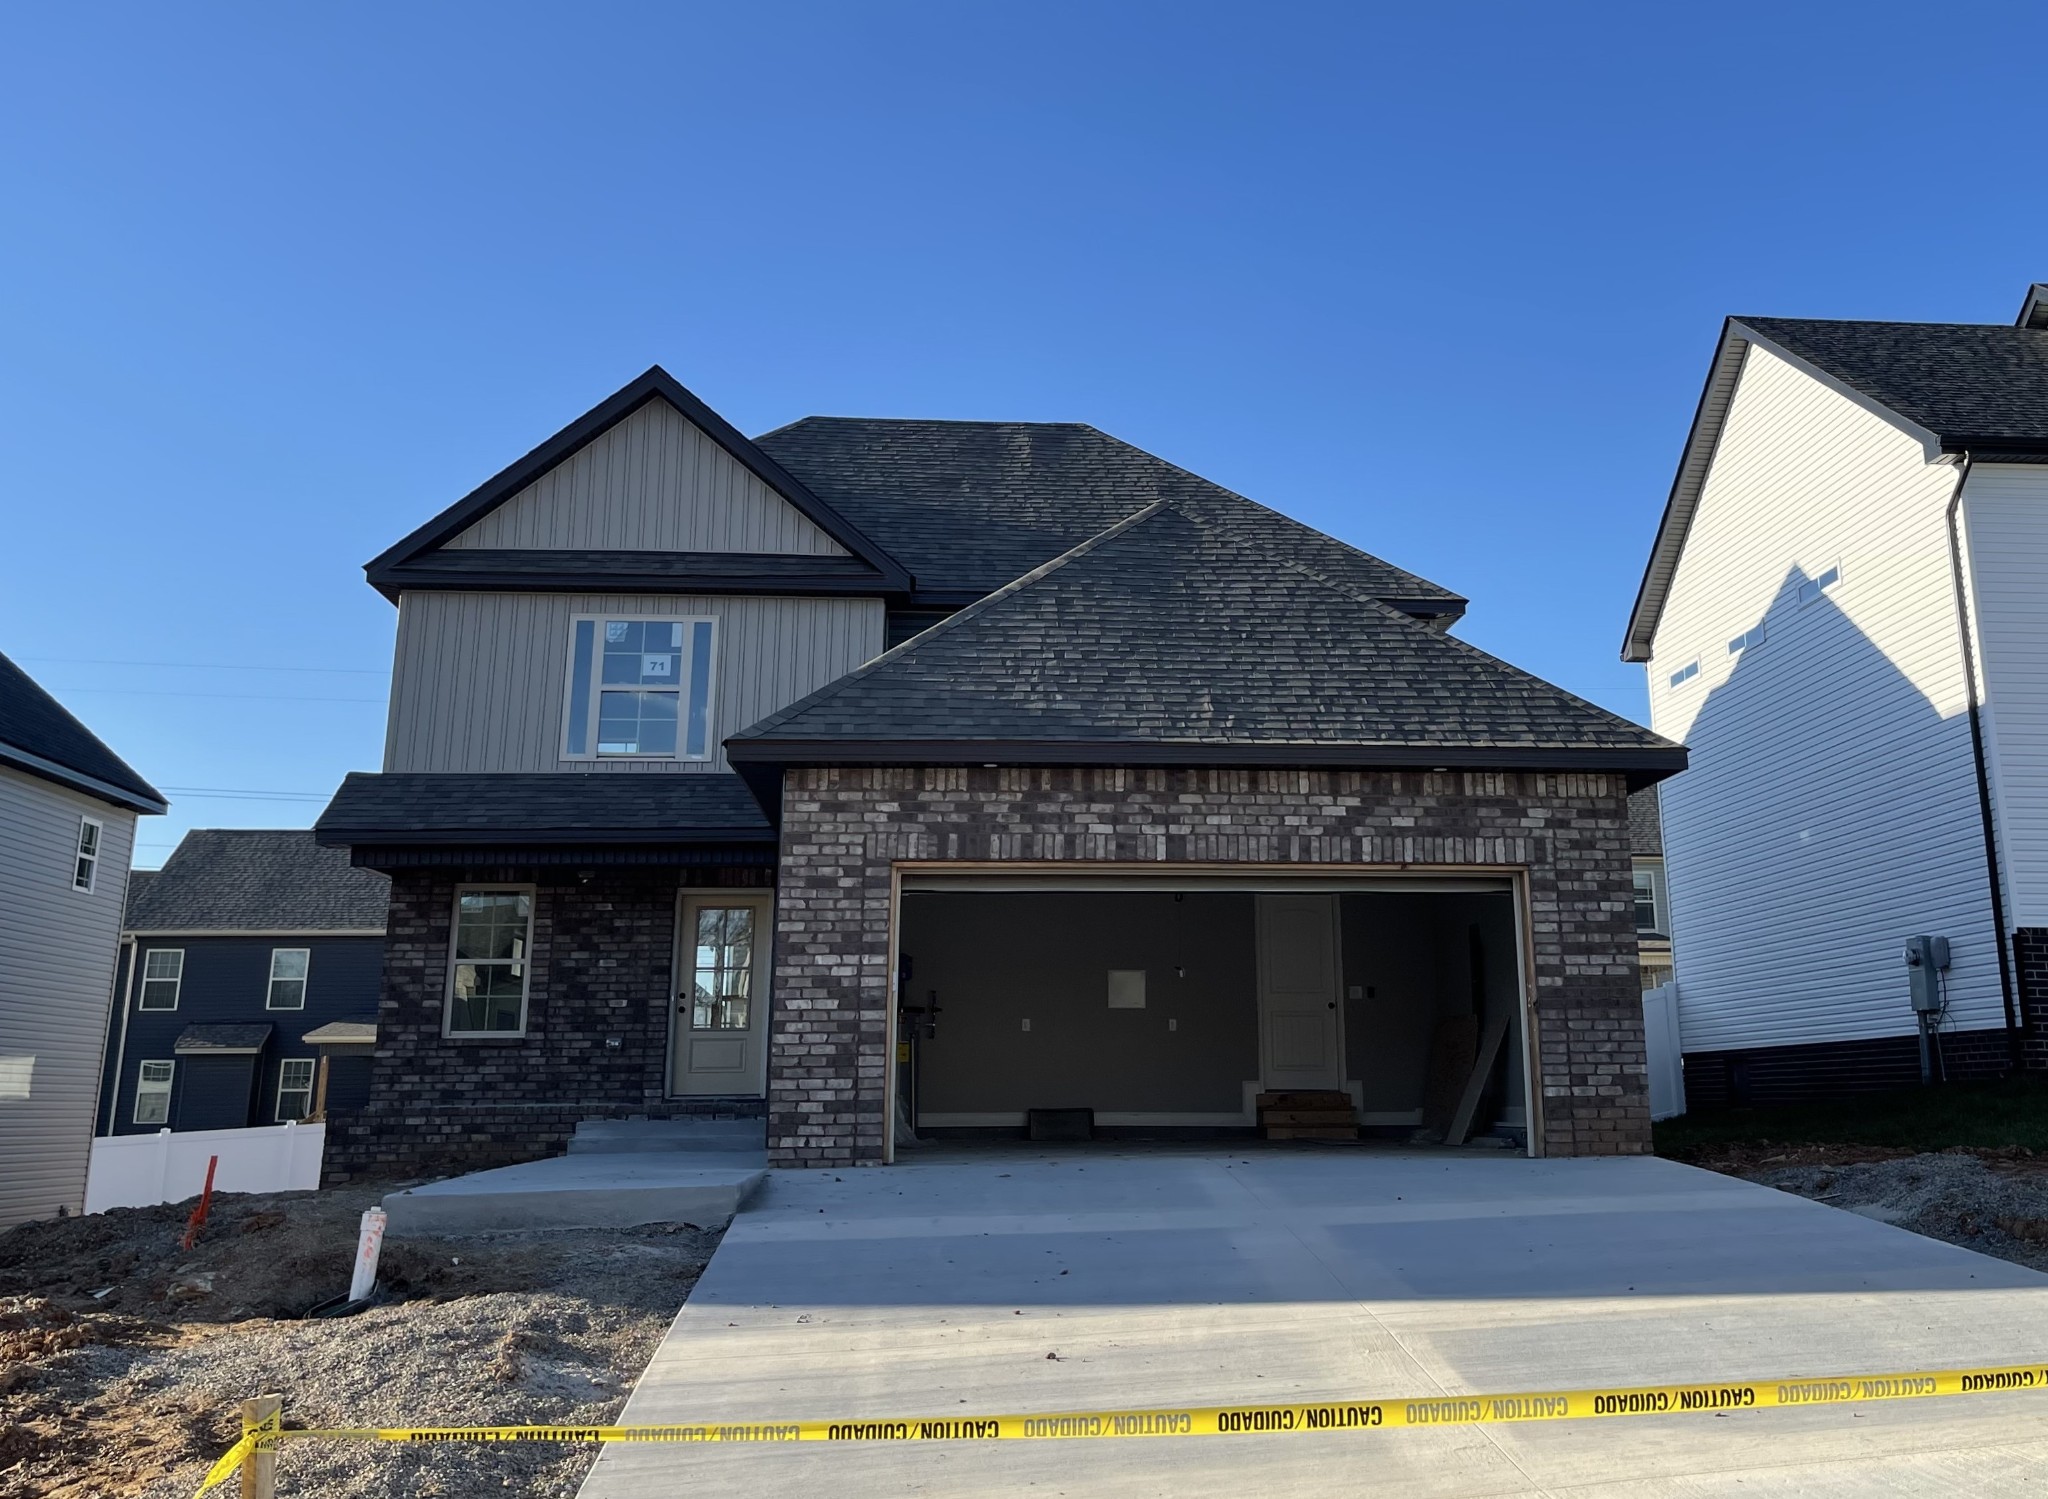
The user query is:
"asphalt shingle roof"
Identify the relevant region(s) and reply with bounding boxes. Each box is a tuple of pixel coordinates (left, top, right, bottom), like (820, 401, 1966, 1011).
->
(755, 418, 1466, 610)
(730, 500, 1677, 772)
(128, 830, 389, 932)
(0, 650, 164, 812)
(1737, 317, 2048, 449)
(315, 772, 775, 844)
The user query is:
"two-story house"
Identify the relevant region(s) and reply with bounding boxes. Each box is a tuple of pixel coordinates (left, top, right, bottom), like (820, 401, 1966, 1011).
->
(1626, 283, 2048, 1104)
(316, 367, 1684, 1173)
(100, 829, 387, 1135)
(1631, 789, 1672, 992)
(0, 649, 164, 1227)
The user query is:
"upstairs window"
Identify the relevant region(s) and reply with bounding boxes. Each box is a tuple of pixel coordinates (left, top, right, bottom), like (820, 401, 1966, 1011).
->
(73, 817, 102, 892)
(1798, 564, 1842, 607)
(138, 949, 184, 1010)
(1634, 866, 1665, 934)
(563, 616, 717, 760)
(1667, 660, 1699, 689)
(1728, 622, 1766, 655)
(267, 948, 310, 1010)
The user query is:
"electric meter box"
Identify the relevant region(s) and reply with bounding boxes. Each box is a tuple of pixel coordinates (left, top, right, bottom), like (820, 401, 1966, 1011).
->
(1904, 935, 1951, 1012)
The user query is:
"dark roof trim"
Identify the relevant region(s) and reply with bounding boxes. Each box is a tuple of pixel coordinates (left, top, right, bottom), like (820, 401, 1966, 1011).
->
(347, 844, 777, 871)
(0, 738, 167, 815)
(729, 737, 1686, 782)
(2020, 284, 2048, 332)
(376, 550, 896, 598)
(316, 823, 777, 850)
(364, 367, 912, 598)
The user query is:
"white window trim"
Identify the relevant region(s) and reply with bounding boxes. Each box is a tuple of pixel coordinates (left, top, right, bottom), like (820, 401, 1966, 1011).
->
(1633, 863, 1667, 935)
(275, 1057, 316, 1121)
(1667, 659, 1700, 689)
(560, 613, 719, 763)
(444, 884, 536, 1039)
(73, 815, 102, 893)
(138, 948, 185, 1011)
(1798, 561, 1843, 607)
(266, 947, 311, 1010)
(134, 1060, 174, 1125)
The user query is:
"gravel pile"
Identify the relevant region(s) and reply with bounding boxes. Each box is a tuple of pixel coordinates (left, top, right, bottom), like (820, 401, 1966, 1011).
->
(1750, 1150, 2048, 1272)
(0, 1185, 721, 1499)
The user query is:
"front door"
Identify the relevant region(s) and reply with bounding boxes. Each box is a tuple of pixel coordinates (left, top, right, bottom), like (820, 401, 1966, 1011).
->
(671, 892, 772, 1097)
(1255, 893, 1344, 1091)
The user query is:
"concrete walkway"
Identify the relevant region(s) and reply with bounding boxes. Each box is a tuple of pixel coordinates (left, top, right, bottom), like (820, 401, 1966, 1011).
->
(382, 1147, 765, 1233)
(579, 1146, 2048, 1496)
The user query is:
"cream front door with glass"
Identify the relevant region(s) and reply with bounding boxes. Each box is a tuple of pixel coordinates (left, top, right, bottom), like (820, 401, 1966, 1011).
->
(672, 892, 771, 1097)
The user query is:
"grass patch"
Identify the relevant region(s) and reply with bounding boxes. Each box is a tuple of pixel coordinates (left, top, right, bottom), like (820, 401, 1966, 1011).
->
(1656, 1076, 2048, 1162)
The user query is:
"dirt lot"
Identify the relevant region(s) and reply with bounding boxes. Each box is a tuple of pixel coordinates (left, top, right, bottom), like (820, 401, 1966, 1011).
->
(0, 1184, 722, 1499)
(1736, 1147, 2048, 1274)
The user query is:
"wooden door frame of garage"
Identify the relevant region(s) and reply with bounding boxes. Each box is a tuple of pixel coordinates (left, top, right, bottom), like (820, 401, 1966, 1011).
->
(880, 861, 1542, 1164)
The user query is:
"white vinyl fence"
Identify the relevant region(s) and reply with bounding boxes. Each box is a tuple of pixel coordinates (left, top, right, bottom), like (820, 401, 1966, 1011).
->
(1642, 982, 1687, 1121)
(83, 1120, 325, 1215)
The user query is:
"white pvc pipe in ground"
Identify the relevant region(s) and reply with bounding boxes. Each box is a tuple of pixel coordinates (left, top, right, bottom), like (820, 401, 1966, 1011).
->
(349, 1206, 387, 1303)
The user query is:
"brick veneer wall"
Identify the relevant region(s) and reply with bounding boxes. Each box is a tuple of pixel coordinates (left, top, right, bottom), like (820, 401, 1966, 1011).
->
(2017, 929, 2048, 1072)
(326, 866, 768, 1180)
(769, 766, 1650, 1168)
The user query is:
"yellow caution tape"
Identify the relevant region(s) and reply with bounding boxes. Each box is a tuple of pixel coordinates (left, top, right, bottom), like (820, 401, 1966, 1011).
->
(191, 1362, 2048, 1494)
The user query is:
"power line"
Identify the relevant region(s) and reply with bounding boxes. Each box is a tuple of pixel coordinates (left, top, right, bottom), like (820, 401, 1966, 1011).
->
(19, 655, 387, 675)
(51, 686, 385, 704)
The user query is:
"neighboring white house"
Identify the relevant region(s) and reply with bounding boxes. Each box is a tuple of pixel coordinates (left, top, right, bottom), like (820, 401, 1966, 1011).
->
(1623, 283, 2048, 1106)
(0, 650, 165, 1227)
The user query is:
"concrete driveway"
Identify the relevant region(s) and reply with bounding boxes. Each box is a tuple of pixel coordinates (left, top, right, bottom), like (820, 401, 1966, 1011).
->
(579, 1146, 2048, 1497)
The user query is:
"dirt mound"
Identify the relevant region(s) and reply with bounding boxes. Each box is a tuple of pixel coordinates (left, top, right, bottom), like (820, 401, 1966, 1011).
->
(0, 1183, 720, 1499)
(1750, 1149, 2048, 1272)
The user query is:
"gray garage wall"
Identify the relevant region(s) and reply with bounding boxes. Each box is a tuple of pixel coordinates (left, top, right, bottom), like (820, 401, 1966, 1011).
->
(1341, 891, 1523, 1119)
(901, 891, 1258, 1117)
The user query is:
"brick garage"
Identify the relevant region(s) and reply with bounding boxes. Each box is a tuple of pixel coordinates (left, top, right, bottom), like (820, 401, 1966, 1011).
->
(326, 866, 768, 1180)
(768, 765, 1651, 1168)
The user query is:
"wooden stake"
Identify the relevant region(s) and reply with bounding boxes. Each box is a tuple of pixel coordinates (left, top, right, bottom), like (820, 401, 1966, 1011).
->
(239, 1393, 281, 1499)
(309, 1054, 331, 1122)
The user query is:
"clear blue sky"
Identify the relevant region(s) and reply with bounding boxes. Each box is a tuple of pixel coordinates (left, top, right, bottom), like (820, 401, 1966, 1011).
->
(5, 4, 2045, 866)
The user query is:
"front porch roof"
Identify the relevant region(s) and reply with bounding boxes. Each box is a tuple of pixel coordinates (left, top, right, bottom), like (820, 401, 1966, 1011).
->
(313, 771, 776, 855)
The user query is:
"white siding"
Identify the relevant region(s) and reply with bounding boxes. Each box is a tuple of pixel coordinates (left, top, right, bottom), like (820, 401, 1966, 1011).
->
(0, 767, 135, 1228)
(1960, 463, 2048, 928)
(383, 591, 885, 774)
(1646, 344, 1997, 1053)
(445, 400, 848, 555)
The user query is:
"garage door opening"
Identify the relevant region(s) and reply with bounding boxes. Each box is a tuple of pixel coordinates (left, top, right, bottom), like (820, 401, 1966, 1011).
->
(893, 876, 1530, 1155)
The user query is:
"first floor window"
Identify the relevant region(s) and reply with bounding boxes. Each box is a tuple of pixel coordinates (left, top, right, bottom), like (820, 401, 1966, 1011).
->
(563, 615, 716, 760)
(73, 817, 102, 892)
(139, 949, 184, 1010)
(135, 1060, 174, 1125)
(276, 1058, 316, 1121)
(447, 887, 534, 1035)
(267, 948, 310, 1009)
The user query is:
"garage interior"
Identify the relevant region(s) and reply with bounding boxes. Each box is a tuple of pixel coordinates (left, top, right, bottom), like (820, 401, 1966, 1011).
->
(894, 877, 1528, 1152)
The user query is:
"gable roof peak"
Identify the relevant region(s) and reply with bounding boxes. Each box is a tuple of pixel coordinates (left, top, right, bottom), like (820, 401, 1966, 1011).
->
(365, 367, 911, 597)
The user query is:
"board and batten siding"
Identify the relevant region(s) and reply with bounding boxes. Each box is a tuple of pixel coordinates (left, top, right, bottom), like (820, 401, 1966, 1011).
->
(0, 766, 135, 1228)
(1646, 343, 1997, 1054)
(383, 591, 885, 774)
(444, 400, 848, 555)
(1961, 462, 2048, 929)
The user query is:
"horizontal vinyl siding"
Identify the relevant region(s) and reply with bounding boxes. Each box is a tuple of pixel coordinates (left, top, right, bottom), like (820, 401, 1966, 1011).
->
(0, 769, 134, 1227)
(446, 400, 847, 554)
(383, 591, 885, 773)
(1961, 463, 2048, 928)
(1646, 345, 1997, 1054)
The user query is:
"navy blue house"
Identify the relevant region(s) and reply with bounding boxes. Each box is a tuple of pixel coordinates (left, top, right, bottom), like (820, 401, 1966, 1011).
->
(99, 830, 387, 1135)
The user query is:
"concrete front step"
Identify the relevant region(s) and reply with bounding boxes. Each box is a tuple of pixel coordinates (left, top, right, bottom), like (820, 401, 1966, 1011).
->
(567, 1118, 767, 1155)
(382, 1152, 767, 1234)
